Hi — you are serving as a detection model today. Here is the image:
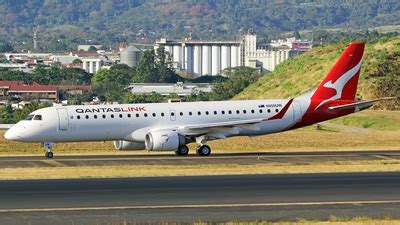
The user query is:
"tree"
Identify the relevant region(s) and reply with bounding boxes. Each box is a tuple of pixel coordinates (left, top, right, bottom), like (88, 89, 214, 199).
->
(92, 67, 132, 102)
(210, 67, 260, 101)
(88, 45, 98, 51)
(72, 58, 82, 64)
(133, 49, 157, 83)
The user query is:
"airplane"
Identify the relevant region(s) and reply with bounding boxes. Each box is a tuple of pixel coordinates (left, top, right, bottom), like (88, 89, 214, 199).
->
(4, 42, 394, 158)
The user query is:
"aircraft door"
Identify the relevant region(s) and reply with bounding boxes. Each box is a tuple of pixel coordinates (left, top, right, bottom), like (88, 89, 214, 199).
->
(57, 108, 69, 130)
(293, 101, 302, 122)
(170, 110, 176, 121)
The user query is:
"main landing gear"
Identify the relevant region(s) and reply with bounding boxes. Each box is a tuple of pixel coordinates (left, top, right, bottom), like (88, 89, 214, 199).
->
(175, 145, 189, 156)
(43, 142, 55, 159)
(196, 145, 211, 156)
(174, 144, 212, 156)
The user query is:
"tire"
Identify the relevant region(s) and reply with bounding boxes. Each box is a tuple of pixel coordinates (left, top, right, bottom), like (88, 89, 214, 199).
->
(175, 145, 189, 156)
(197, 145, 211, 156)
(45, 152, 54, 159)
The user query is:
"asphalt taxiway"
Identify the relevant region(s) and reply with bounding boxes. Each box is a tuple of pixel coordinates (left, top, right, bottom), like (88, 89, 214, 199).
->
(0, 150, 399, 168)
(0, 172, 400, 224)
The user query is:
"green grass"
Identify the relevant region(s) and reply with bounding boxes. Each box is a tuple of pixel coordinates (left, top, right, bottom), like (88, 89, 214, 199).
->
(235, 36, 400, 105)
(329, 110, 400, 131)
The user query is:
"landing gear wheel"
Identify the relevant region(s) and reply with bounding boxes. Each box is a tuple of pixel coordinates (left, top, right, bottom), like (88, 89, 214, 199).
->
(45, 151, 54, 159)
(197, 145, 211, 156)
(175, 145, 189, 156)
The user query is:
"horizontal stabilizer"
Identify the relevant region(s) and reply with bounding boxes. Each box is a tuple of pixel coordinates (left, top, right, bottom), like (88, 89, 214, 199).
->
(328, 97, 396, 111)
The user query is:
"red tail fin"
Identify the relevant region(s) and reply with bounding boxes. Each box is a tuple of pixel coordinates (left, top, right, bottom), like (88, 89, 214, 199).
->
(312, 42, 365, 109)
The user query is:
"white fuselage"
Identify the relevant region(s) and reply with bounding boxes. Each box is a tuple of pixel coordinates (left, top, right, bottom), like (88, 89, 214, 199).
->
(5, 99, 304, 143)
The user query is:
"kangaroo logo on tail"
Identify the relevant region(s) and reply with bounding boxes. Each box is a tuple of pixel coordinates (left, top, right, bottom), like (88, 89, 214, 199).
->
(314, 60, 362, 110)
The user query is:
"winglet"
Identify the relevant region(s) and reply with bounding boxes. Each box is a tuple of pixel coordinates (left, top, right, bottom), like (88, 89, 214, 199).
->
(266, 99, 294, 120)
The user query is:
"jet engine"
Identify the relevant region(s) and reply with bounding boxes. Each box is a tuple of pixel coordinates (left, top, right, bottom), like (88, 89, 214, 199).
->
(145, 130, 186, 151)
(113, 140, 146, 150)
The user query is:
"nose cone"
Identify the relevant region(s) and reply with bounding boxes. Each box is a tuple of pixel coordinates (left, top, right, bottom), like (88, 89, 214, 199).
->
(4, 128, 21, 141)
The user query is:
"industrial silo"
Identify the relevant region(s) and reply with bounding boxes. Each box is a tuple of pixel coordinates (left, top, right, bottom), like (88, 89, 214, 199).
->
(173, 45, 181, 68)
(220, 45, 231, 71)
(120, 46, 142, 67)
(211, 45, 221, 76)
(193, 45, 202, 77)
(185, 46, 194, 74)
(231, 45, 239, 68)
(202, 45, 211, 76)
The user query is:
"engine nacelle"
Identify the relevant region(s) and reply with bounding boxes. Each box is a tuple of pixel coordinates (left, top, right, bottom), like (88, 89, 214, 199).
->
(145, 130, 186, 151)
(113, 140, 146, 151)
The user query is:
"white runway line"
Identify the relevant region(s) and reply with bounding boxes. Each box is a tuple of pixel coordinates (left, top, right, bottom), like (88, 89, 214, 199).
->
(1, 200, 400, 213)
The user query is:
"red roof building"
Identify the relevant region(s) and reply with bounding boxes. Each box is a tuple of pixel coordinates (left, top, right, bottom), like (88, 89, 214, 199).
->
(0, 81, 58, 101)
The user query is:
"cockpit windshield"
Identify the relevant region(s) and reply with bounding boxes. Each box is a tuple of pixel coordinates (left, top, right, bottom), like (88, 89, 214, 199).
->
(23, 114, 35, 121)
(33, 115, 42, 120)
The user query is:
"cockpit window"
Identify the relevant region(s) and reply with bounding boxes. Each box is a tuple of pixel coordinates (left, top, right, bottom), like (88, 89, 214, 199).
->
(33, 115, 42, 120)
(23, 114, 35, 120)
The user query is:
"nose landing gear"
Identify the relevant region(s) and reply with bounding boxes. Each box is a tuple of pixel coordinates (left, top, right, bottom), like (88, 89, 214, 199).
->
(43, 142, 54, 159)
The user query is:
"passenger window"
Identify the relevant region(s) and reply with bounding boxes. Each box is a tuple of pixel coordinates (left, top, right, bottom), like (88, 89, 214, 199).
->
(251, 110, 255, 114)
(214, 111, 217, 115)
(259, 109, 263, 113)
(267, 109, 271, 113)
(228, 110, 232, 114)
(119, 114, 123, 118)
(243, 110, 247, 114)
(136, 113, 139, 118)
(102, 115, 106, 119)
(189, 112, 192, 116)
(275, 109, 279, 113)
(127, 114, 131, 118)
(205, 111, 209, 115)
(221, 111, 225, 115)
(70, 116, 74, 119)
(152, 113, 156, 117)
(111, 115, 114, 118)
(171, 112, 175, 117)
(77, 115, 81, 119)
(85, 115, 89, 119)
(180, 112, 183, 116)
(94, 115, 97, 119)
(161, 113, 165, 117)
(33, 115, 42, 120)
(24, 114, 35, 120)
(144, 113, 148, 117)
(236, 110, 240, 114)
(197, 111, 201, 116)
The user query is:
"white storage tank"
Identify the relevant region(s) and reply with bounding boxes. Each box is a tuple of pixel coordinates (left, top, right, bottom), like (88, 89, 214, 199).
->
(211, 45, 221, 76)
(120, 46, 142, 68)
(193, 45, 202, 76)
(202, 45, 211, 76)
(185, 46, 194, 73)
(220, 45, 231, 71)
(165, 45, 173, 55)
(173, 45, 181, 68)
(231, 45, 239, 68)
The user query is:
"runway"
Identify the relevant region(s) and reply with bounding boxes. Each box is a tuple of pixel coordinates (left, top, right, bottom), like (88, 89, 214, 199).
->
(1, 172, 400, 224)
(0, 150, 399, 168)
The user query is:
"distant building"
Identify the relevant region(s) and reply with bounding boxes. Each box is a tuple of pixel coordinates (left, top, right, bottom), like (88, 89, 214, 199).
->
(0, 81, 58, 102)
(77, 45, 102, 51)
(155, 38, 241, 78)
(120, 46, 142, 67)
(155, 33, 307, 77)
(128, 82, 213, 96)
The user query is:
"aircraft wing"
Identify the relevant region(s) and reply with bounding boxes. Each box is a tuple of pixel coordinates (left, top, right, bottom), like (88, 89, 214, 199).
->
(328, 97, 396, 111)
(169, 118, 267, 139)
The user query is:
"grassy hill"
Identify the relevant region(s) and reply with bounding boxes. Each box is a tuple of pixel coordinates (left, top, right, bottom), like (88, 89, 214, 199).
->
(235, 37, 400, 110)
